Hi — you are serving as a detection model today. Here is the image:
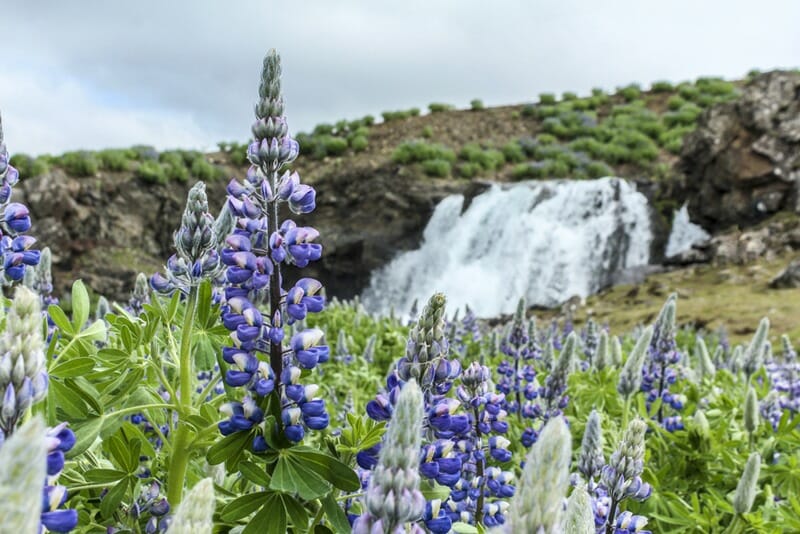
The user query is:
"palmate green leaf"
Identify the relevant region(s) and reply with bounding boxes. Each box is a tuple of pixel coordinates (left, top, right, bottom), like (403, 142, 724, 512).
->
(71, 280, 91, 330)
(207, 429, 253, 468)
(239, 461, 271, 487)
(243, 496, 286, 534)
(220, 491, 269, 521)
(48, 304, 74, 335)
(289, 446, 360, 492)
(100, 478, 129, 519)
(67, 416, 104, 458)
(49, 379, 88, 419)
(321, 493, 350, 534)
(193, 332, 217, 371)
(84, 468, 128, 484)
(270, 451, 331, 500)
(50, 356, 95, 378)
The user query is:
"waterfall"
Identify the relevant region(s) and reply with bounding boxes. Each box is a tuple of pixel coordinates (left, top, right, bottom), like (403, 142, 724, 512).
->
(362, 177, 653, 318)
(665, 203, 710, 258)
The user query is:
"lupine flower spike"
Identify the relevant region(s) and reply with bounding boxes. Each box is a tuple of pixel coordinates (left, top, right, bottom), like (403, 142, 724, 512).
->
(167, 478, 215, 534)
(0, 416, 47, 534)
(499, 417, 572, 533)
(564, 482, 595, 534)
(355, 379, 426, 533)
(733, 452, 760, 515)
(578, 410, 604, 488)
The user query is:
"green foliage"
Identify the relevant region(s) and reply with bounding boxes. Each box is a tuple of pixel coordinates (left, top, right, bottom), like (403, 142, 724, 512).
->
(349, 135, 368, 152)
(391, 140, 456, 165)
(98, 149, 133, 172)
(135, 160, 168, 184)
(9, 153, 49, 178)
(501, 141, 526, 163)
(650, 80, 674, 93)
(562, 91, 578, 101)
(190, 158, 224, 181)
(428, 102, 454, 113)
(421, 158, 452, 177)
(618, 83, 642, 102)
(459, 143, 505, 172)
(539, 93, 557, 105)
(421, 125, 434, 139)
(457, 162, 482, 178)
(60, 151, 99, 177)
(470, 99, 485, 111)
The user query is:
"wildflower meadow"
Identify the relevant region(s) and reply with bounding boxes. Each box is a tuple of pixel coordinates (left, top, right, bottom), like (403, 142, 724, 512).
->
(0, 49, 798, 534)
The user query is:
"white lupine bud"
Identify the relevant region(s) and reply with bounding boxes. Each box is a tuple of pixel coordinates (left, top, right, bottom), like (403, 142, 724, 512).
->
(506, 417, 572, 532)
(730, 345, 744, 374)
(696, 337, 716, 379)
(610, 335, 623, 366)
(617, 326, 654, 398)
(578, 410, 604, 482)
(0, 416, 47, 534)
(359, 379, 425, 532)
(692, 410, 710, 440)
(167, 478, 216, 534)
(564, 482, 595, 534)
(744, 318, 769, 377)
(744, 387, 759, 436)
(733, 453, 761, 514)
(607, 419, 647, 484)
(594, 331, 610, 370)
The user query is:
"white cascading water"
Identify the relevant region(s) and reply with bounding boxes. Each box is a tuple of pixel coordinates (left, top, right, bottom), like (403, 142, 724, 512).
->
(665, 203, 710, 257)
(362, 177, 653, 317)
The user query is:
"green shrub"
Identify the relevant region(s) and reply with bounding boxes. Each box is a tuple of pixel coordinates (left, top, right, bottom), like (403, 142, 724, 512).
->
(677, 83, 701, 101)
(618, 83, 641, 101)
(228, 143, 250, 166)
(97, 149, 132, 172)
(166, 162, 190, 182)
(9, 154, 49, 178)
(510, 111, 520, 120)
(470, 99, 484, 111)
(382, 111, 408, 122)
(409, 107, 421, 117)
(190, 158, 223, 181)
(324, 136, 349, 156)
(570, 98, 592, 111)
(591, 87, 605, 97)
(136, 160, 167, 184)
(459, 144, 506, 172)
(538, 93, 557, 105)
(501, 142, 526, 163)
(667, 95, 686, 110)
(61, 151, 99, 177)
(521, 105, 537, 118)
(131, 145, 159, 161)
(511, 162, 540, 180)
(421, 126, 434, 139)
(663, 103, 702, 128)
(562, 91, 578, 101)
(535, 105, 559, 119)
(421, 158, 451, 177)
(650, 80, 674, 93)
(457, 162, 482, 178)
(536, 133, 558, 145)
(585, 161, 614, 178)
(392, 141, 456, 164)
(428, 103, 453, 113)
(659, 126, 695, 154)
(313, 123, 334, 135)
(350, 135, 368, 152)
(362, 115, 375, 126)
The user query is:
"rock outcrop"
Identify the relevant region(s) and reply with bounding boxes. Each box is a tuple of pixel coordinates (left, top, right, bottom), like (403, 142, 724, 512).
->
(681, 71, 800, 232)
(770, 258, 800, 288)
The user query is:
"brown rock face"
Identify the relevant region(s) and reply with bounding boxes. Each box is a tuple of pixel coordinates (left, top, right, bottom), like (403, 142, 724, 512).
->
(681, 71, 800, 232)
(16, 163, 467, 302)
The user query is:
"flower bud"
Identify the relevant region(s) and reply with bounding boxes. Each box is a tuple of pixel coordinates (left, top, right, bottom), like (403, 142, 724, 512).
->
(733, 452, 760, 514)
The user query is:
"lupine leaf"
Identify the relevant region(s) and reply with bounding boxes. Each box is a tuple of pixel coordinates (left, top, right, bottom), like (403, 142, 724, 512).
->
(50, 356, 95, 377)
(100, 478, 129, 518)
(220, 491, 269, 521)
(239, 461, 271, 487)
(290, 447, 360, 492)
(270, 451, 330, 500)
(71, 279, 90, 331)
(84, 468, 128, 483)
(67, 416, 104, 457)
(48, 304, 74, 335)
(321, 493, 350, 534)
(207, 429, 252, 467)
(243, 496, 286, 534)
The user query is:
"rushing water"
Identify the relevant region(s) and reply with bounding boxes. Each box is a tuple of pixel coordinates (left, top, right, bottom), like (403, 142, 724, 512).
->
(362, 177, 653, 317)
(665, 204, 710, 258)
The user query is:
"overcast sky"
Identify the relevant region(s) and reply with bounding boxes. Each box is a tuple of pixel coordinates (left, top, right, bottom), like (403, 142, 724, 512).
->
(1, 1, 798, 156)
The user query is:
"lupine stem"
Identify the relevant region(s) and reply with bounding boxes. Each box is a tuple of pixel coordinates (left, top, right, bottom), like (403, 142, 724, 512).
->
(473, 405, 485, 526)
(267, 168, 283, 384)
(622, 395, 632, 431)
(167, 287, 198, 506)
(605, 497, 619, 534)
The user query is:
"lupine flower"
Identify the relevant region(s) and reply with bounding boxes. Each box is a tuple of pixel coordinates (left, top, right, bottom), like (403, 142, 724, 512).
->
(0, 416, 47, 534)
(500, 417, 572, 533)
(564, 482, 595, 534)
(125, 481, 171, 533)
(335, 329, 354, 364)
(610, 335, 623, 367)
(744, 386, 759, 439)
(617, 326, 654, 400)
(129, 272, 151, 315)
(355, 379, 426, 533)
(151, 183, 231, 294)
(733, 452, 761, 515)
(743, 318, 769, 379)
(578, 410, 604, 485)
(582, 318, 599, 368)
(216, 50, 329, 446)
(166, 478, 215, 534)
(595, 331, 610, 370)
(0, 286, 48, 437)
(0, 113, 39, 283)
(600, 418, 651, 530)
(695, 337, 715, 380)
(641, 298, 685, 427)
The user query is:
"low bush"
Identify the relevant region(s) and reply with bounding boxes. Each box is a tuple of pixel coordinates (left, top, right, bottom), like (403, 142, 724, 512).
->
(457, 161, 482, 178)
(135, 160, 167, 184)
(428, 102, 453, 113)
(618, 83, 642, 101)
(9, 154, 49, 178)
(349, 135, 368, 152)
(650, 80, 674, 93)
(470, 99, 484, 111)
(392, 141, 456, 164)
(501, 141, 526, 163)
(61, 151, 99, 177)
(538, 92, 557, 105)
(190, 158, 224, 181)
(421, 158, 451, 177)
